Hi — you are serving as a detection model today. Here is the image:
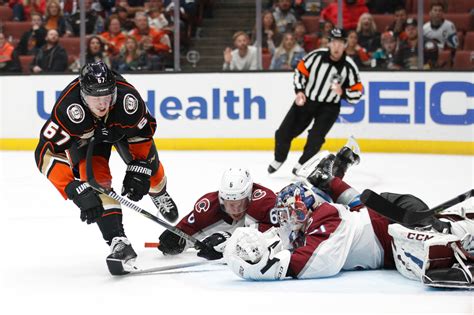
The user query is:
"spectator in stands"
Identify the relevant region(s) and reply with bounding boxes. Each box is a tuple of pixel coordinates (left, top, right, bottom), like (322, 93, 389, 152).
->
(356, 13, 381, 54)
(423, 39, 439, 69)
(318, 20, 335, 39)
(43, 0, 72, 37)
(0, 32, 20, 73)
(318, 35, 329, 48)
(423, 1, 458, 50)
(392, 18, 418, 69)
(9, 0, 46, 21)
(69, 36, 111, 72)
(129, 11, 171, 70)
(68, 0, 105, 36)
(366, 0, 405, 14)
(270, 32, 305, 70)
(112, 35, 151, 72)
(223, 31, 258, 71)
(31, 29, 68, 73)
(272, 0, 298, 34)
(117, 0, 146, 16)
(345, 30, 370, 68)
(293, 21, 316, 53)
(252, 10, 282, 55)
(371, 31, 397, 69)
(320, 0, 368, 31)
(15, 12, 47, 56)
(100, 16, 127, 57)
(112, 6, 136, 32)
(146, 0, 171, 32)
(387, 6, 407, 42)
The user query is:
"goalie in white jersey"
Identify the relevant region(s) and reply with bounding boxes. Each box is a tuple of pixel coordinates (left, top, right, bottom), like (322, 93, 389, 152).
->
(222, 150, 474, 288)
(423, 2, 458, 50)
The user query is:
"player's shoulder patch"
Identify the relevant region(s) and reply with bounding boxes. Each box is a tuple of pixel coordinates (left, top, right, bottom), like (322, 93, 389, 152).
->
(194, 198, 211, 213)
(123, 93, 139, 115)
(252, 189, 267, 201)
(66, 103, 85, 124)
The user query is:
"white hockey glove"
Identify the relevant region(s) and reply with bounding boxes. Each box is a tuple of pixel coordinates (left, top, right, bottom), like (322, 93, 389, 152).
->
(224, 227, 291, 281)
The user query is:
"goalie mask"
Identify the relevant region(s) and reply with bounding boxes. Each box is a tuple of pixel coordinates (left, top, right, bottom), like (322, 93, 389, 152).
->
(275, 183, 311, 232)
(218, 168, 253, 220)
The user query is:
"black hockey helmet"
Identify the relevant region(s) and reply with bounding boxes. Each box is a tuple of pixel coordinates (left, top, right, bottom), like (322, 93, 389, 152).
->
(80, 61, 116, 97)
(328, 28, 346, 42)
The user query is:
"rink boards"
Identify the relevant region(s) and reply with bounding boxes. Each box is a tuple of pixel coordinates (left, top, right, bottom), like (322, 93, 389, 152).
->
(0, 71, 472, 154)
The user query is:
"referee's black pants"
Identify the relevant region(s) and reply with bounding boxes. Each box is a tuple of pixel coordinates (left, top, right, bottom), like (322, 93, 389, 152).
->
(274, 99, 340, 165)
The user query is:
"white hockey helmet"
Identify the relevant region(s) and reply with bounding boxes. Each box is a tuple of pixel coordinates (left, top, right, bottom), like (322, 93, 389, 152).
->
(218, 168, 253, 203)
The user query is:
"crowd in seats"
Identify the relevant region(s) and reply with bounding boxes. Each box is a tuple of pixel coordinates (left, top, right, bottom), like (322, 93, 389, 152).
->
(241, 0, 473, 71)
(0, 0, 215, 74)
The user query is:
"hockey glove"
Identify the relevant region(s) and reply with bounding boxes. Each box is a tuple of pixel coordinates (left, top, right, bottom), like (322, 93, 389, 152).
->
(197, 231, 232, 260)
(122, 160, 152, 201)
(158, 229, 186, 255)
(65, 180, 104, 224)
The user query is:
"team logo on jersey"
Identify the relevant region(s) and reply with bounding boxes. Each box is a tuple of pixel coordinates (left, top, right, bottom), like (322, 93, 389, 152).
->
(123, 94, 138, 115)
(66, 104, 85, 123)
(252, 189, 267, 201)
(194, 198, 210, 213)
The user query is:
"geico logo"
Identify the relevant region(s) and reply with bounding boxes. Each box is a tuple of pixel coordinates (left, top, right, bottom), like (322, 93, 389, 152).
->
(37, 88, 267, 121)
(339, 81, 473, 126)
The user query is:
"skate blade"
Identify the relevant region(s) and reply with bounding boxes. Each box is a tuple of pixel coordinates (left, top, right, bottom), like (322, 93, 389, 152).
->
(106, 258, 138, 276)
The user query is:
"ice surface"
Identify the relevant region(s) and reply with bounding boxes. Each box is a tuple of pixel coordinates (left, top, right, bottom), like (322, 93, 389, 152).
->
(1, 150, 473, 315)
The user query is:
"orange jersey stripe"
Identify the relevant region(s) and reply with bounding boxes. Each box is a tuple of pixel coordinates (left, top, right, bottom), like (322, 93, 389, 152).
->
(349, 82, 363, 92)
(297, 60, 310, 77)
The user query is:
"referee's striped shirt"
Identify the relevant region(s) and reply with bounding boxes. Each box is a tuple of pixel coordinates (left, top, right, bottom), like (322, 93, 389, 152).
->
(294, 48, 363, 104)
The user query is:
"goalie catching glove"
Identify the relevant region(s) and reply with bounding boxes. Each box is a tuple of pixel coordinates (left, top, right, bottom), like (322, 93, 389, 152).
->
(197, 231, 232, 260)
(65, 180, 104, 224)
(224, 227, 291, 280)
(122, 160, 152, 201)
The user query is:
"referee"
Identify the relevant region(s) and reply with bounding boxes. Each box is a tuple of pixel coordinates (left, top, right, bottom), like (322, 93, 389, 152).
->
(268, 28, 363, 175)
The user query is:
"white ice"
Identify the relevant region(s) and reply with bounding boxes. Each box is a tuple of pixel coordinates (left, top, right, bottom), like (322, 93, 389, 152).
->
(1, 150, 473, 315)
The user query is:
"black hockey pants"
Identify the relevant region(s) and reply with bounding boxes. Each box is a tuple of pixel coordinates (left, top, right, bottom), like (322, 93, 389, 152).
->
(274, 100, 340, 165)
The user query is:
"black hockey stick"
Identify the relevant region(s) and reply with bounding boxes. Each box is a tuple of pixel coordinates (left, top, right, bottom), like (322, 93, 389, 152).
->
(360, 189, 474, 225)
(85, 136, 207, 250)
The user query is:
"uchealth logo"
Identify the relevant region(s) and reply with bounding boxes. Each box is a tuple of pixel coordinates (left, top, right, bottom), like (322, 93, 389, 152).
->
(37, 88, 267, 121)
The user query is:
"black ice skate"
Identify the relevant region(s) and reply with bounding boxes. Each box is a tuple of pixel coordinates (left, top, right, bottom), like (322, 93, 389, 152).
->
(150, 191, 179, 223)
(106, 236, 137, 276)
(333, 146, 360, 178)
(267, 160, 283, 174)
(307, 154, 336, 191)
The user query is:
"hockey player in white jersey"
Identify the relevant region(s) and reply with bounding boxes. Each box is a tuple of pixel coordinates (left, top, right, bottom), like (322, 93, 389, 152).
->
(222, 151, 474, 288)
(423, 2, 458, 50)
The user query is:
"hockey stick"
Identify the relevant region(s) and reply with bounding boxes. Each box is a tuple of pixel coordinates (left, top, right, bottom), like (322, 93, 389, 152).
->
(107, 259, 226, 276)
(85, 136, 207, 251)
(360, 189, 474, 225)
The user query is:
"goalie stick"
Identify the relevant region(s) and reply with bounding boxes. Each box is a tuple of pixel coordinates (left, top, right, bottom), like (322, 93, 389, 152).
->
(360, 189, 474, 225)
(85, 136, 209, 252)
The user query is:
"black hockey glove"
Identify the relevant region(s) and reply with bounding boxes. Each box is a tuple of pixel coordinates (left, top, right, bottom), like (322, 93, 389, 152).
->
(65, 180, 104, 224)
(197, 231, 232, 260)
(121, 160, 152, 201)
(158, 230, 186, 255)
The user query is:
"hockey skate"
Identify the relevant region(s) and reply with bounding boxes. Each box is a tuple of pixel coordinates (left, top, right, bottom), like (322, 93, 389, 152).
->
(151, 191, 179, 223)
(307, 154, 336, 191)
(106, 236, 137, 276)
(267, 160, 283, 174)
